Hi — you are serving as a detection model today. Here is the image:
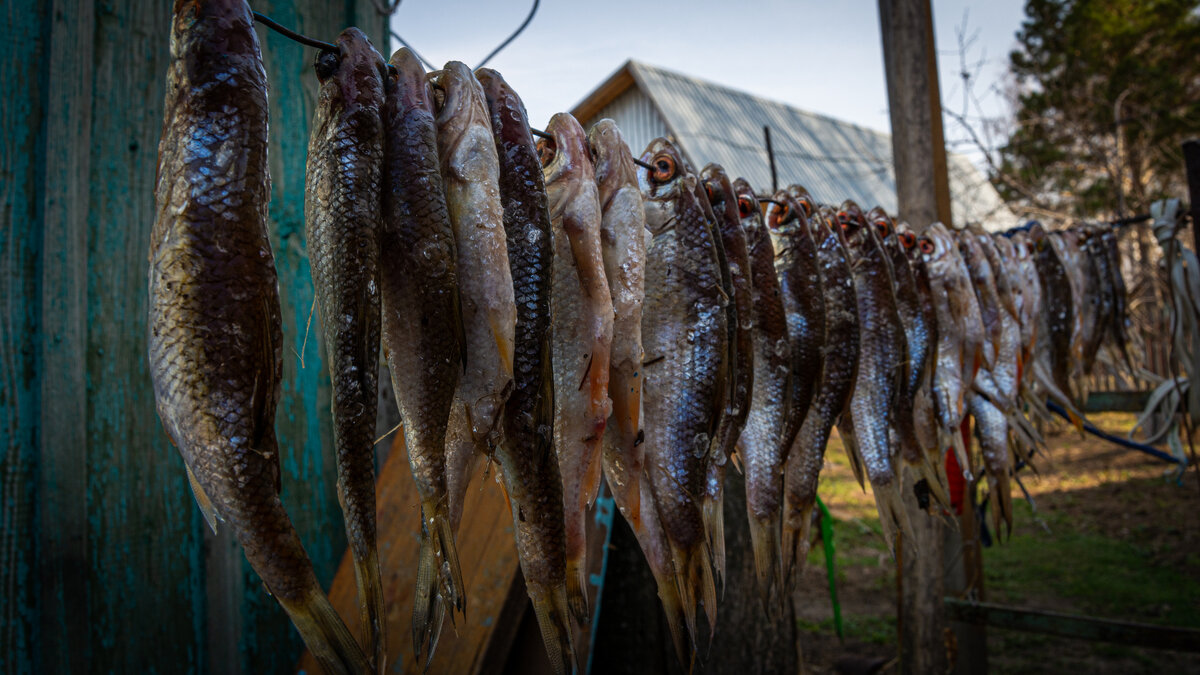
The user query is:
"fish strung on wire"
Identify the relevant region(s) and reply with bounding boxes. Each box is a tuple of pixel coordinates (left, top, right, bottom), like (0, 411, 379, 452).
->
(431, 60, 517, 658)
(149, 2, 370, 672)
(639, 137, 725, 645)
(539, 112, 614, 623)
(699, 164, 755, 588)
(478, 69, 575, 675)
(304, 26, 388, 671)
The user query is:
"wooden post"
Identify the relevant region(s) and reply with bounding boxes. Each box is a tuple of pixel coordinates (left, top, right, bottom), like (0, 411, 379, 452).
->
(878, 0, 952, 231)
(1184, 140, 1200, 254)
(878, 1, 958, 672)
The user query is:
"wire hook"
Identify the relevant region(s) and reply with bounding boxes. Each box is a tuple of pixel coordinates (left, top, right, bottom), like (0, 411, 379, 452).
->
(252, 11, 337, 52)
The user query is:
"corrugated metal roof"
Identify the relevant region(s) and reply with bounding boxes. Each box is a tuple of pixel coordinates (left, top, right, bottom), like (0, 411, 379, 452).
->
(572, 60, 1016, 232)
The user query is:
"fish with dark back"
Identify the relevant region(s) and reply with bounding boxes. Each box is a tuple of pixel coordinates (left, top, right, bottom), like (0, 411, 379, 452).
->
(149, 2, 370, 672)
(304, 27, 388, 672)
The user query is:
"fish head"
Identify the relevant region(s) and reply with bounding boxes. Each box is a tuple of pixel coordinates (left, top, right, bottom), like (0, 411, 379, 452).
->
(638, 137, 694, 233)
(921, 222, 957, 269)
(587, 119, 637, 209)
(699, 164, 740, 230)
(387, 47, 433, 114)
(732, 178, 765, 235)
(171, 0, 260, 62)
(539, 112, 593, 190)
(433, 62, 497, 182)
(314, 28, 387, 106)
(476, 67, 538, 154)
(784, 184, 816, 219)
(766, 189, 809, 237)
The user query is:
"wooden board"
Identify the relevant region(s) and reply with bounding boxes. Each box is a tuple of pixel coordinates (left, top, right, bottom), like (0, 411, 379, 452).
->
(297, 432, 524, 674)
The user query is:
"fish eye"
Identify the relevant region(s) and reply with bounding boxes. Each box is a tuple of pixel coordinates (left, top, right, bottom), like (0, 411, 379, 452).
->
(650, 155, 676, 183)
(536, 138, 556, 167)
(314, 49, 341, 80)
(737, 197, 754, 218)
(768, 203, 789, 229)
(899, 232, 915, 249)
(798, 198, 813, 217)
(704, 183, 715, 202)
(919, 237, 935, 254)
(874, 220, 890, 238)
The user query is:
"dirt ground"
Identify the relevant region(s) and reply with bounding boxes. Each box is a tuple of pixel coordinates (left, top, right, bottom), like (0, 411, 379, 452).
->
(788, 413, 1200, 674)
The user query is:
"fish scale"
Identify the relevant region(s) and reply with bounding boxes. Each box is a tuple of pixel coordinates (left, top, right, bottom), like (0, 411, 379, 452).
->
(304, 26, 387, 672)
(149, 2, 369, 673)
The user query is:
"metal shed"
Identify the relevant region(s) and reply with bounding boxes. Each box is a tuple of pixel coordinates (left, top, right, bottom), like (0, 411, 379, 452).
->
(571, 60, 1016, 231)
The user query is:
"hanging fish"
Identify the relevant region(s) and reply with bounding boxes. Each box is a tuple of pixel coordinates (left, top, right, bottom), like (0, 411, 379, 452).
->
(149, 2, 369, 672)
(540, 112, 614, 622)
(432, 60, 517, 657)
(304, 27, 387, 670)
(639, 137, 725, 644)
(477, 68, 574, 675)
(699, 164, 754, 588)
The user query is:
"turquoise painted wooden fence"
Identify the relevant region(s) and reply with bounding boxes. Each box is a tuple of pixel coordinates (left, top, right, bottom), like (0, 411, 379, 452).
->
(1, 1, 385, 672)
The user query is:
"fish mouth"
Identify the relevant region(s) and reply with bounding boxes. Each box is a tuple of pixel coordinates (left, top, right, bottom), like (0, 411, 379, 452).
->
(541, 113, 589, 183)
(387, 47, 433, 113)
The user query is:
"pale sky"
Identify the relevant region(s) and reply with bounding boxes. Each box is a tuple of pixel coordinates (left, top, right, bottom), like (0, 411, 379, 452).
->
(385, 1, 1028, 167)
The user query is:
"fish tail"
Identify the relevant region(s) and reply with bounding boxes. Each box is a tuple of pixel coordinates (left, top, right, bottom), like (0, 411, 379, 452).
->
(670, 539, 717, 643)
(350, 545, 387, 673)
(526, 581, 578, 675)
(838, 420, 868, 489)
(871, 482, 911, 555)
(781, 501, 814, 586)
(990, 471, 1014, 539)
(278, 585, 372, 675)
(565, 554, 590, 625)
(747, 512, 783, 601)
(916, 456, 950, 509)
(652, 569, 693, 667)
(411, 503, 465, 662)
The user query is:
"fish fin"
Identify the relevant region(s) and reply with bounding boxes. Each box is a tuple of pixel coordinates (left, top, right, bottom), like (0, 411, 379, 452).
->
(526, 581, 577, 675)
(837, 421, 867, 489)
(351, 545, 387, 674)
(278, 584, 372, 675)
(411, 503, 465, 662)
(872, 483, 911, 555)
(184, 464, 219, 535)
(566, 555, 590, 625)
(949, 430, 971, 481)
(490, 315, 514, 381)
(747, 512, 784, 604)
(582, 436, 605, 509)
(990, 472, 1014, 540)
(703, 488, 726, 593)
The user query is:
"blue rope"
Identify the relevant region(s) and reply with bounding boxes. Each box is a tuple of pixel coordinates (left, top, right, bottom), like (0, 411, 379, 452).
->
(1044, 399, 1186, 466)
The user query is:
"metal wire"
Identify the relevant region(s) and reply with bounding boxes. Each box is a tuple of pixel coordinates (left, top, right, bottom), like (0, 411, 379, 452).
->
(252, 11, 336, 52)
(475, 0, 540, 70)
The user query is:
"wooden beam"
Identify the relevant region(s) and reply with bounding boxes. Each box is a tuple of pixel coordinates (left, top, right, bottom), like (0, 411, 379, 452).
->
(945, 599, 1200, 652)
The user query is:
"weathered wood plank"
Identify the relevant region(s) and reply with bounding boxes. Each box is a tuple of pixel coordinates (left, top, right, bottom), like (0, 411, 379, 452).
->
(296, 432, 523, 674)
(0, 1, 47, 672)
(38, 1, 95, 673)
(946, 598, 1200, 652)
(85, 2, 207, 671)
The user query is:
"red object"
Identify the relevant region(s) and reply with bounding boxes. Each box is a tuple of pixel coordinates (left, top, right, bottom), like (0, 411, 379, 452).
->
(945, 418, 971, 514)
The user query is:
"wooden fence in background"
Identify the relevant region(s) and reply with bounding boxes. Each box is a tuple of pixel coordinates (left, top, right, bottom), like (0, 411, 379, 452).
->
(1, 2, 384, 672)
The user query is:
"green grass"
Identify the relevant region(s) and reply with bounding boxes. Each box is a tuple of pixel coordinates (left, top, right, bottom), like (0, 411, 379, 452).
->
(984, 498, 1200, 629)
(798, 613, 897, 646)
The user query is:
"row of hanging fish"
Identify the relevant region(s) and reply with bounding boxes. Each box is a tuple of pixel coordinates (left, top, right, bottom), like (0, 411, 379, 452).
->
(148, 3, 1135, 673)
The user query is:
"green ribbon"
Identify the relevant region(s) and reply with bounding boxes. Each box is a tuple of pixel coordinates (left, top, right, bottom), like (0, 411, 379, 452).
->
(816, 495, 843, 640)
